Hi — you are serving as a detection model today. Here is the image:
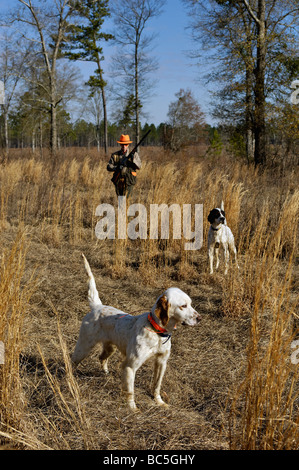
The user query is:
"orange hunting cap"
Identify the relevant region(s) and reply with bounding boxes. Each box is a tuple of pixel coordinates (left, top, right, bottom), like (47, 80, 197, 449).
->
(117, 134, 132, 144)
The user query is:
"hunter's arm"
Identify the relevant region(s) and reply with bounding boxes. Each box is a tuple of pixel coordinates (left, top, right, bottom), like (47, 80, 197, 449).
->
(128, 152, 142, 170)
(107, 154, 118, 172)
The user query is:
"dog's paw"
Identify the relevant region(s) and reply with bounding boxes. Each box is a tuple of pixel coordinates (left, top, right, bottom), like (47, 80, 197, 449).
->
(128, 401, 139, 412)
(155, 392, 169, 408)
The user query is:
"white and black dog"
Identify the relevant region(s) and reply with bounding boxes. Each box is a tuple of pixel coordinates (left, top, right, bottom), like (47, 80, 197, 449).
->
(207, 202, 239, 275)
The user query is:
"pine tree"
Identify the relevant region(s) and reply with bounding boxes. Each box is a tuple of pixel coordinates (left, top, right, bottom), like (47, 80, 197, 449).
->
(64, 0, 113, 154)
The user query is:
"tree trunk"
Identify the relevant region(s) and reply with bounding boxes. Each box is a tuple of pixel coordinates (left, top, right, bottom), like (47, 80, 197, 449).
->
(98, 68, 108, 155)
(254, 0, 266, 166)
(102, 87, 108, 155)
(39, 113, 43, 155)
(135, 43, 140, 145)
(32, 127, 36, 153)
(50, 101, 57, 154)
(243, 0, 267, 166)
(245, 69, 255, 163)
(95, 40, 109, 155)
(4, 108, 9, 157)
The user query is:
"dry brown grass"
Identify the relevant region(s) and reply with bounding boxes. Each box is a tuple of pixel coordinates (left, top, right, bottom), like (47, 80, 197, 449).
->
(0, 229, 37, 440)
(0, 146, 298, 450)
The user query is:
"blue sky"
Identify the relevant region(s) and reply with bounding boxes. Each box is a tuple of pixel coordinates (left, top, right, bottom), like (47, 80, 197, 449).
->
(141, 0, 214, 125)
(0, 0, 215, 126)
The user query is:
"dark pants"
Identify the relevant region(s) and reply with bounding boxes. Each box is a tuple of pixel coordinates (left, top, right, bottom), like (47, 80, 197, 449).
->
(115, 177, 133, 199)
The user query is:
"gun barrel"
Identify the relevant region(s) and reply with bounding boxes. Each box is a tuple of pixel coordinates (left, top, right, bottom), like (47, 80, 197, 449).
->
(130, 129, 151, 155)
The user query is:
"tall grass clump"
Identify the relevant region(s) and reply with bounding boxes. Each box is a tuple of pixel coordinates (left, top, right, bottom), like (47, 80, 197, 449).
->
(226, 191, 299, 449)
(221, 190, 299, 317)
(34, 316, 96, 450)
(228, 252, 299, 449)
(0, 161, 22, 229)
(0, 230, 36, 438)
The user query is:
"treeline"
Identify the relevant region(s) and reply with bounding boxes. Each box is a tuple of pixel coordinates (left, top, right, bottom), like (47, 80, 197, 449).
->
(2, 114, 177, 150)
(2, 100, 211, 150)
(0, 0, 298, 165)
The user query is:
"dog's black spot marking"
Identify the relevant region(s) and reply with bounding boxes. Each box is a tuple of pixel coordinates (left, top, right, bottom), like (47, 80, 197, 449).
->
(208, 208, 221, 224)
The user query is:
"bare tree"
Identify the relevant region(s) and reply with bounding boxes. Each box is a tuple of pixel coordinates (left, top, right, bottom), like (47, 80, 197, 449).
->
(0, 32, 30, 157)
(12, 0, 74, 154)
(184, 0, 299, 165)
(184, 0, 256, 161)
(167, 88, 206, 151)
(85, 88, 103, 151)
(110, 0, 165, 144)
(18, 59, 79, 151)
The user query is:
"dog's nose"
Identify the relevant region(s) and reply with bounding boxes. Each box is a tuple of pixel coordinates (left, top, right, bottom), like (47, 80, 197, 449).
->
(195, 310, 201, 322)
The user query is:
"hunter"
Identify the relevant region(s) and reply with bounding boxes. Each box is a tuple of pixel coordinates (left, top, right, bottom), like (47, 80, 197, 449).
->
(107, 134, 142, 198)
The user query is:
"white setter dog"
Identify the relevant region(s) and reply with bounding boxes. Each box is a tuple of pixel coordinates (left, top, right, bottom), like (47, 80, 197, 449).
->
(72, 254, 201, 411)
(207, 202, 239, 275)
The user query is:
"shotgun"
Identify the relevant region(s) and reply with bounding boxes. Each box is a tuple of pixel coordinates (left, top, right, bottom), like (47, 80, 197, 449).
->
(111, 129, 151, 185)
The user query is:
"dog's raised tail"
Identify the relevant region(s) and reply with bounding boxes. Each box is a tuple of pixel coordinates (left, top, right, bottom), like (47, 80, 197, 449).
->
(81, 253, 102, 307)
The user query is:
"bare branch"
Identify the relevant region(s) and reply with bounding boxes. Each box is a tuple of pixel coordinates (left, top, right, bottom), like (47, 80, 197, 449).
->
(243, 0, 260, 25)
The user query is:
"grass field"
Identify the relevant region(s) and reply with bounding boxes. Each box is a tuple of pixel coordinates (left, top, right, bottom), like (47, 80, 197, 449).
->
(0, 146, 298, 450)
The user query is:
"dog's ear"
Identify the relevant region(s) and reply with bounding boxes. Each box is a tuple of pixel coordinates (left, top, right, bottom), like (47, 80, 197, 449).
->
(208, 210, 215, 224)
(155, 295, 170, 327)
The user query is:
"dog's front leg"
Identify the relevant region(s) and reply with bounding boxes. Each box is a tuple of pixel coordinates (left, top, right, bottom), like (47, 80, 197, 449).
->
(208, 245, 214, 274)
(121, 360, 137, 411)
(215, 244, 220, 271)
(153, 352, 170, 407)
(223, 244, 229, 275)
(232, 245, 239, 270)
